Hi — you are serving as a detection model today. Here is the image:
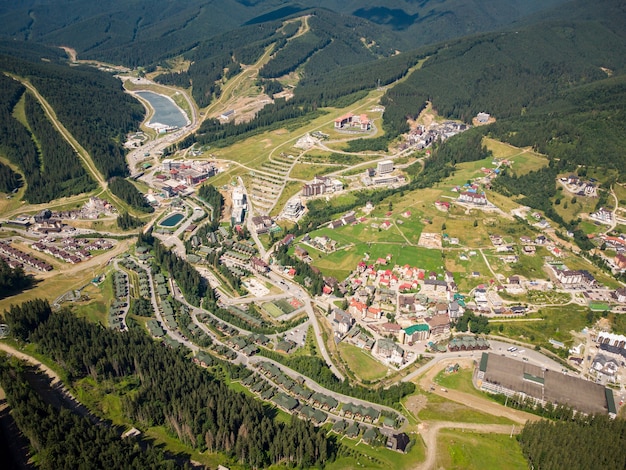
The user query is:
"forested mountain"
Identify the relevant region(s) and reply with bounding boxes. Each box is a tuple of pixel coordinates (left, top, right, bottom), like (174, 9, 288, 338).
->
(0, 43, 144, 187)
(0, 0, 569, 67)
(374, 0, 626, 171)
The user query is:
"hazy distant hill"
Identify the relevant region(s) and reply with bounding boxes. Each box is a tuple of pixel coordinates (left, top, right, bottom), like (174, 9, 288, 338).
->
(0, 0, 569, 66)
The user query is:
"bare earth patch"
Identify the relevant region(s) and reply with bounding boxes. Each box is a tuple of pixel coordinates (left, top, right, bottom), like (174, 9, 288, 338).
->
(405, 393, 428, 416)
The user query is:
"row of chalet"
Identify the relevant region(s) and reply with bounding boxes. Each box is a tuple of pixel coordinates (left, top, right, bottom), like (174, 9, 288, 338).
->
(255, 361, 399, 428)
(31, 242, 85, 264)
(228, 335, 260, 356)
(448, 335, 490, 352)
(256, 362, 339, 411)
(0, 241, 52, 271)
(331, 421, 411, 453)
(340, 403, 380, 423)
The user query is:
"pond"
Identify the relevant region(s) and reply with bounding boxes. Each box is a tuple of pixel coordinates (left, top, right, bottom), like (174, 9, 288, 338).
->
(135, 91, 189, 129)
(160, 213, 184, 227)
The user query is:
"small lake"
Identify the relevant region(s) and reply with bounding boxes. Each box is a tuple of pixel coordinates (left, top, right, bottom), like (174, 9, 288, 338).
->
(160, 213, 185, 227)
(136, 91, 189, 129)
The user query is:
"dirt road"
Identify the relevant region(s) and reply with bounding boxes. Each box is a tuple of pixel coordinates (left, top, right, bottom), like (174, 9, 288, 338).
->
(418, 359, 539, 425)
(406, 359, 539, 469)
(416, 421, 519, 470)
(0, 342, 97, 423)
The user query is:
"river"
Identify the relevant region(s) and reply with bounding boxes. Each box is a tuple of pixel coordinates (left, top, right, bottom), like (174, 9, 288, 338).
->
(135, 91, 189, 130)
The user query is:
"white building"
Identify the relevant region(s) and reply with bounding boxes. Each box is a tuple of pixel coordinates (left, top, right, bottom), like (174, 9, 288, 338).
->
(283, 197, 304, 220)
(377, 160, 394, 175)
(231, 187, 246, 224)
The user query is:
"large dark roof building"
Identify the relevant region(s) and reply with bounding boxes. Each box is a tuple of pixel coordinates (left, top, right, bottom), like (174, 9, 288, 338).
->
(477, 353, 616, 417)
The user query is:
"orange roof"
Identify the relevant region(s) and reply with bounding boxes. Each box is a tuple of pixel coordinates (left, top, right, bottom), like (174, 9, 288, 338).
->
(334, 113, 354, 123)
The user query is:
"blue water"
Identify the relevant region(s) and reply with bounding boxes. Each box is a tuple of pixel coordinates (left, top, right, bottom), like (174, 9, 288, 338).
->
(136, 91, 188, 128)
(160, 213, 184, 227)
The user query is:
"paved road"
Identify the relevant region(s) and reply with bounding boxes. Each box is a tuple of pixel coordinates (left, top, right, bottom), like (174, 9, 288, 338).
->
(144, 265, 198, 352)
(267, 269, 344, 381)
(183, 301, 406, 424)
(401, 339, 565, 384)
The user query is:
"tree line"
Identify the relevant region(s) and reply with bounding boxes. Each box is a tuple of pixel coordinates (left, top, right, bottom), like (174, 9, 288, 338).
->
(0, 161, 22, 194)
(518, 413, 626, 470)
(23, 93, 97, 201)
(197, 183, 224, 230)
(259, 30, 330, 79)
(117, 212, 145, 230)
(0, 74, 41, 201)
(140, 232, 206, 306)
(109, 178, 154, 213)
(0, 258, 34, 299)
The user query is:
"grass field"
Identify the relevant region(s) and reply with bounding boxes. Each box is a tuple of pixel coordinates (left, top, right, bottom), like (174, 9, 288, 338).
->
(303, 221, 444, 279)
(324, 430, 425, 470)
(498, 303, 590, 346)
(270, 181, 301, 217)
(436, 430, 527, 470)
(483, 137, 548, 175)
(262, 302, 283, 318)
(311, 240, 444, 281)
(434, 367, 484, 398)
(444, 251, 492, 292)
(337, 342, 389, 382)
(418, 392, 515, 425)
(288, 162, 338, 180)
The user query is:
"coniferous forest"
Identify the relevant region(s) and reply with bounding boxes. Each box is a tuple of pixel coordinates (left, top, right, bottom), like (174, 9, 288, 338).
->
(518, 415, 626, 470)
(22, 93, 97, 201)
(0, 358, 183, 470)
(109, 178, 154, 213)
(0, 258, 34, 299)
(0, 48, 144, 181)
(0, 161, 22, 194)
(2, 300, 335, 468)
